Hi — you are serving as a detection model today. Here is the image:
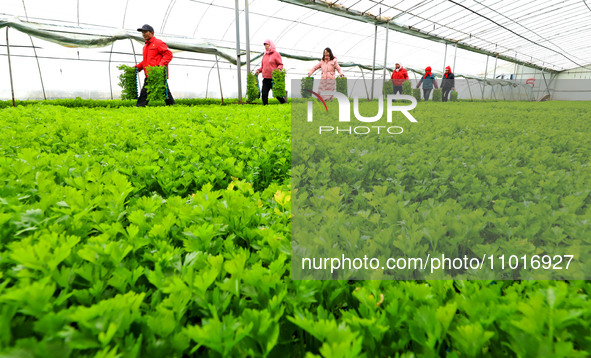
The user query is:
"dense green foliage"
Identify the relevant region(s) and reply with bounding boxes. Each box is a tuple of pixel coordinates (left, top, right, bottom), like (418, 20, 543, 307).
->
(301, 77, 314, 98)
(412, 88, 421, 101)
(0, 102, 590, 356)
(247, 72, 260, 103)
(451, 90, 459, 102)
(383, 80, 394, 95)
(117, 65, 138, 100)
(402, 80, 412, 95)
(433, 88, 443, 102)
(292, 101, 591, 280)
(336, 77, 347, 95)
(272, 69, 286, 99)
(0, 98, 250, 109)
(145, 66, 168, 103)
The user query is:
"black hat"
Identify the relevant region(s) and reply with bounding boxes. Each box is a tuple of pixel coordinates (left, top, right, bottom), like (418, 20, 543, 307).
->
(137, 24, 154, 33)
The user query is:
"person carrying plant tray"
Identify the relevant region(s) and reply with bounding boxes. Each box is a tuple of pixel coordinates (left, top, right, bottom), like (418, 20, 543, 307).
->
(135, 24, 175, 107)
(307, 47, 344, 101)
(255, 39, 286, 105)
(416, 66, 438, 101)
(442, 66, 455, 102)
(390, 62, 409, 95)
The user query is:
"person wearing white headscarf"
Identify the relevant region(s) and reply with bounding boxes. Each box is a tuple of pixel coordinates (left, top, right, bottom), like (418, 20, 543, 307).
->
(390, 62, 409, 95)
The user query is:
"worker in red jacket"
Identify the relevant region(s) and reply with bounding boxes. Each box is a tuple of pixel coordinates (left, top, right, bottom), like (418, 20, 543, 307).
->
(255, 39, 286, 105)
(135, 24, 175, 106)
(390, 63, 409, 95)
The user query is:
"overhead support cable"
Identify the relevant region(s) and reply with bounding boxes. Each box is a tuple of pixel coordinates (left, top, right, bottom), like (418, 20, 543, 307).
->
(276, 0, 557, 72)
(446, 0, 591, 71)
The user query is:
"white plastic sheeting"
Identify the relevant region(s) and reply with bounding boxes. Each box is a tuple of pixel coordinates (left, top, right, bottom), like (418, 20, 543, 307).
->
(0, 0, 589, 100)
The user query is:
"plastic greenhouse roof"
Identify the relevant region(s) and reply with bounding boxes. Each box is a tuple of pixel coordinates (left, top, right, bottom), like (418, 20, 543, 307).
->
(2, 0, 591, 71)
(279, 0, 591, 72)
(1, 0, 590, 100)
(2, 0, 590, 72)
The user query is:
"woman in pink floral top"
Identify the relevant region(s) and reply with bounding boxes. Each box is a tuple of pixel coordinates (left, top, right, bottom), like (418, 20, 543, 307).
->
(307, 48, 344, 101)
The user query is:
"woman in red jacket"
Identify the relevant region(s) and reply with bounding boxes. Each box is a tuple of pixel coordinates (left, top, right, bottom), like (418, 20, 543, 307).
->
(255, 39, 286, 105)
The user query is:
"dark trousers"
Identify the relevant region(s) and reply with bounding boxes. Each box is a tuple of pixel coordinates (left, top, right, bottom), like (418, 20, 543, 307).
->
(442, 87, 452, 102)
(393, 85, 403, 95)
(423, 88, 432, 101)
(136, 78, 175, 107)
(261, 78, 286, 105)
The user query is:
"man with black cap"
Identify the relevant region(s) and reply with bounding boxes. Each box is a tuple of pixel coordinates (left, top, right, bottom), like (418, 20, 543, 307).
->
(135, 24, 175, 106)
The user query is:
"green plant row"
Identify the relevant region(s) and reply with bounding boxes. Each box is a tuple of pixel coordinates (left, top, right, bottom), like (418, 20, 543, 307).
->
(144, 66, 169, 102)
(0, 103, 590, 357)
(247, 72, 261, 103)
(301, 77, 314, 98)
(383, 80, 394, 95)
(402, 80, 412, 95)
(292, 101, 591, 280)
(117, 64, 138, 100)
(433, 88, 443, 101)
(272, 69, 286, 99)
(0, 98, 284, 109)
(336, 77, 347, 95)
(383, 80, 412, 96)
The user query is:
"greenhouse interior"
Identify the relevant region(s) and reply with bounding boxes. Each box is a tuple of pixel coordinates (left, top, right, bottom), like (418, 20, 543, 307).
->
(1, 0, 590, 357)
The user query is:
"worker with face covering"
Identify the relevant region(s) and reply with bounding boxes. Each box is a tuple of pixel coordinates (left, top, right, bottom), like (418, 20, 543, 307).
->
(416, 66, 438, 101)
(255, 39, 286, 105)
(390, 63, 409, 95)
(442, 66, 455, 102)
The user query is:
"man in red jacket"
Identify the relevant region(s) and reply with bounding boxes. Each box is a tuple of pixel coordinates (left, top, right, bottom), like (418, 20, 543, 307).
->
(135, 24, 175, 107)
(390, 63, 409, 95)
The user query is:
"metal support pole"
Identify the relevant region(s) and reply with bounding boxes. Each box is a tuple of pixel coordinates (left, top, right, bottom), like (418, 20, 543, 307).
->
(452, 42, 458, 72)
(108, 43, 115, 99)
(442, 43, 448, 73)
(360, 67, 370, 100)
(234, 0, 243, 103)
(27, 37, 46, 100)
(215, 55, 224, 105)
(370, 13, 378, 100)
(511, 62, 517, 100)
(541, 63, 551, 97)
(482, 55, 489, 101)
(245, 0, 251, 75)
(22, 0, 46, 99)
(21, 10, 46, 99)
(491, 55, 498, 100)
(129, 39, 141, 98)
(382, 21, 389, 80)
(519, 65, 525, 100)
(512, 57, 518, 81)
(477, 80, 484, 101)
(532, 65, 538, 101)
(466, 78, 473, 101)
(492, 56, 498, 79)
(6, 28, 16, 107)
